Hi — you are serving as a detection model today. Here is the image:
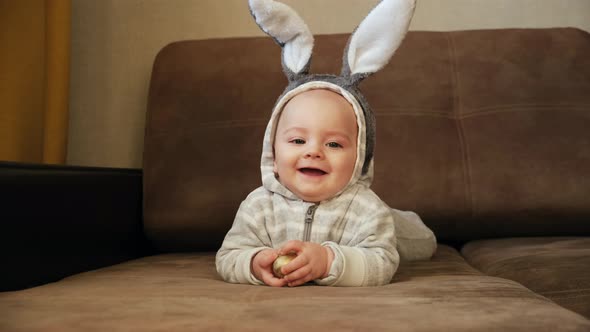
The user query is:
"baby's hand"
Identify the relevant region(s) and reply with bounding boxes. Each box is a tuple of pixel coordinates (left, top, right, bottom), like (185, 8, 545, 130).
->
(278, 240, 334, 287)
(251, 249, 288, 287)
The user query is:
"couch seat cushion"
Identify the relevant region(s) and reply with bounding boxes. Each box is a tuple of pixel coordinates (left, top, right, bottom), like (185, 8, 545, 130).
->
(462, 237, 590, 318)
(1, 245, 588, 331)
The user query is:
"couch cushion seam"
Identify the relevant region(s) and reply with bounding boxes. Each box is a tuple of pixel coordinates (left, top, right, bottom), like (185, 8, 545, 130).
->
(447, 32, 474, 219)
(373, 103, 590, 119)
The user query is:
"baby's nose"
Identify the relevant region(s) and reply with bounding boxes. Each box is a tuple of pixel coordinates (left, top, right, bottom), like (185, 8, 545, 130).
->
(304, 145, 324, 159)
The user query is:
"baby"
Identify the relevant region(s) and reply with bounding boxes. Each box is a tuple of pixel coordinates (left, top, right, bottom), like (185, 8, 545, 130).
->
(216, 0, 435, 287)
(217, 84, 400, 287)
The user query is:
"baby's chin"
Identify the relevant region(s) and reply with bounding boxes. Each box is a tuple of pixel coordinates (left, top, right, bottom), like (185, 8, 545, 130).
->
(290, 186, 343, 203)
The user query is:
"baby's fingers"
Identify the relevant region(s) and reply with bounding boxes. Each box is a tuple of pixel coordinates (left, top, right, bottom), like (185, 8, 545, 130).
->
(279, 240, 305, 255)
(261, 270, 287, 287)
(285, 265, 311, 282)
(285, 266, 314, 287)
(279, 253, 308, 276)
(287, 278, 310, 287)
(256, 249, 279, 268)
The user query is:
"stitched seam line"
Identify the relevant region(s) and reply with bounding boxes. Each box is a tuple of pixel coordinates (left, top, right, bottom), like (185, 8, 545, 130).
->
(373, 104, 590, 119)
(464, 103, 590, 114)
(448, 32, 474, 219)
(193, 118, 268, 129)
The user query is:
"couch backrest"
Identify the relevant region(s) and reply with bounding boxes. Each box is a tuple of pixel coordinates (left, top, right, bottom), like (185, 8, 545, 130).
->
(143, 28, 590, 251)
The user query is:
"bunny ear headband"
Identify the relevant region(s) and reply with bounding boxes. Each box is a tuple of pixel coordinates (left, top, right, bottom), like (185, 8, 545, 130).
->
(250, 0, 416, 175)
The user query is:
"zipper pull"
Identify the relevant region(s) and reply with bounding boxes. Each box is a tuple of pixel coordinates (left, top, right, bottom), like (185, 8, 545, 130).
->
(303, 204, 318, 242)
(305, 204, 318, 223)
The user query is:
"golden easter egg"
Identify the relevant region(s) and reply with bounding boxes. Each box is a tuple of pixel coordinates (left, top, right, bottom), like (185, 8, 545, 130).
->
(272, 254, 296, 278)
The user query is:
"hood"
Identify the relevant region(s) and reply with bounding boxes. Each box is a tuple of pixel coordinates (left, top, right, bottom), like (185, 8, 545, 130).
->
(261, 80, 374, 201)
(250, 0, 416, 201)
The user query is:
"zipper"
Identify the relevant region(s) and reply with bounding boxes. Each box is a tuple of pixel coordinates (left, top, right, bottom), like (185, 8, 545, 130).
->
(303, 204, 318, 242)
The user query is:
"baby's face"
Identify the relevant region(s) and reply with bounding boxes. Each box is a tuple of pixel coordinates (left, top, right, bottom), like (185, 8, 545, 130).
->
(273, 89, 358, 202)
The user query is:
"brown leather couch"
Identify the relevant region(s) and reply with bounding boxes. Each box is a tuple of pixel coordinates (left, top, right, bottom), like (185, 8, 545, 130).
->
(1, 28, 589, 331)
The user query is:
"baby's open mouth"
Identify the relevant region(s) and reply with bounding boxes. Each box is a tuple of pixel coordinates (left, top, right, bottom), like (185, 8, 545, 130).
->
(298, 168, 327, 176)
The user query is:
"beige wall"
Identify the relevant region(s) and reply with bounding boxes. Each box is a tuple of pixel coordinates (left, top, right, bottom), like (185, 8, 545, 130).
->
(68, 0, 590, 168)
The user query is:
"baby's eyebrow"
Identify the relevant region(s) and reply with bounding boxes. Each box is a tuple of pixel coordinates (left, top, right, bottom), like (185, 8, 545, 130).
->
(324, 130, 354, 142)
(281, 127, 308, 135)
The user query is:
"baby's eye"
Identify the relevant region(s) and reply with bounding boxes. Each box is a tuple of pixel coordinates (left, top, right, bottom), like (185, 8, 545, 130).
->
(326, 142, 343, 148)
(290, 139, 306, 145)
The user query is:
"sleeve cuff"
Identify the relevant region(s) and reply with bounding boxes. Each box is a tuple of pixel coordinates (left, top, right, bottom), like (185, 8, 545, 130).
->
(314, 242, 341, 285)
(316, 242, 367, 287)
(239, 247, 268, 285)
(335, 245, 367, 286)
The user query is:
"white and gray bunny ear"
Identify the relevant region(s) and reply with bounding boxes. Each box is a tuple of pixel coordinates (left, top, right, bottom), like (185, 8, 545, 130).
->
(342, 0, 416, 82)
(249, 0, 314, 78)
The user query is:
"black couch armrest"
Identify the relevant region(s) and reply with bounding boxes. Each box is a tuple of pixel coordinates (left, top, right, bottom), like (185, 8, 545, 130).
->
(0, 162, 153, 291)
